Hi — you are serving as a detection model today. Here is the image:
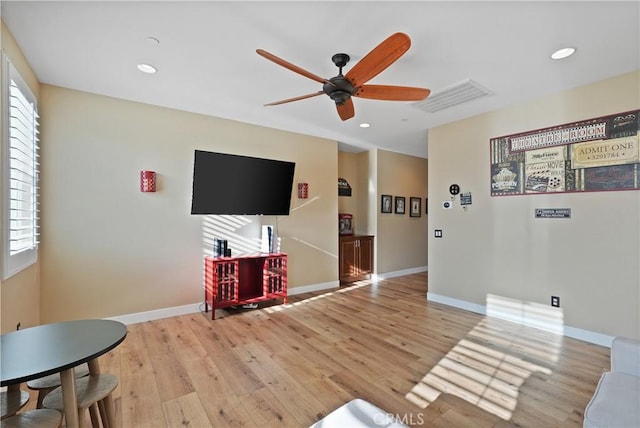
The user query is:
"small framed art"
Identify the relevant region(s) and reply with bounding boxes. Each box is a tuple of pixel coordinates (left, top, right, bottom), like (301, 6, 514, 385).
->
(395, 196, 405, 214)
(410, 197, 422, 217)
(381, 194, 392, 213)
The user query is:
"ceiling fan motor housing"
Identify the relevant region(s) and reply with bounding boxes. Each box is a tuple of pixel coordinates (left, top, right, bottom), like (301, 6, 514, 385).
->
(324, 76, 355, 105)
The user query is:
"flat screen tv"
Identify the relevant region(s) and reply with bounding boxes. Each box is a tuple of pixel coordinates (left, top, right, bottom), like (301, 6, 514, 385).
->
(190, 150, 296, 215)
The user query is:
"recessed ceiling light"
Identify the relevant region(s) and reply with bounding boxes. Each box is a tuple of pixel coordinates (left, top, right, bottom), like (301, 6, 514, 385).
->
(359, 123, 371, 128)
(137, 63, 157, 74)
(551, 47, 576, 60)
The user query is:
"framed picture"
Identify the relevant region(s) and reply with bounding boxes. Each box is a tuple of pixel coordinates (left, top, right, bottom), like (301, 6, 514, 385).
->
(381, 194, 392, 213)
(410, 197, 422, 217)
(395, 196, 405, 214)
(425, 198, 428, 215)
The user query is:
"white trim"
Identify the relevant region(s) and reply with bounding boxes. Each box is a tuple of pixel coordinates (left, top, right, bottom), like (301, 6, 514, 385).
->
(427, 292, 486, 315)
(564, 326, 614, 348)
(427, 292, 614, 347)
(105, 280, 340, 325)
(1, 52, 9, 279)
(375, 265, 428, 280)
(288, 280, 339, 296)
(102, 281, 614, 347)
(105, 303, 201, 325)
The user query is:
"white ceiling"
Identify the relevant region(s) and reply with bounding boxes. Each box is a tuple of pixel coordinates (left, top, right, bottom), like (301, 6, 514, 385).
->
(2, 1, 639, 158)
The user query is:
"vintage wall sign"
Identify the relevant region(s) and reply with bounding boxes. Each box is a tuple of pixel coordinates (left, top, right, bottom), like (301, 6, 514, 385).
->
(490, 110, 640, 196)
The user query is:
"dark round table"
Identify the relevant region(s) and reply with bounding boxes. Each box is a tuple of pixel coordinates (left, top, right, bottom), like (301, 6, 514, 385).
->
(1, 319, 127, 427)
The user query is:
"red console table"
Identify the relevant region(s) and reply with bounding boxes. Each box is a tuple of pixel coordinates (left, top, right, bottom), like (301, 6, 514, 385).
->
(204, 253, 288, 320)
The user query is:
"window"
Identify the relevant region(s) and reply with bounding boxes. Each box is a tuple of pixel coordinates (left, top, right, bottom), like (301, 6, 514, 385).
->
(1, 53, 39, 280)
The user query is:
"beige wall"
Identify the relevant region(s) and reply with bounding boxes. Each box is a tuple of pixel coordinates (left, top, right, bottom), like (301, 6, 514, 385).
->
(376, 150, 429, 274)
(38, 85, 338, 322)
(428, 71, 640, 339)
(338, 152, 359, 229)
(356, 151, 373, 235)
(0, 20, 41, 332)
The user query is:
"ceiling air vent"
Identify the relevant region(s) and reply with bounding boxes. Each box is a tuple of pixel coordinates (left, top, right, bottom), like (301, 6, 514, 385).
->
(413, 78, 493, 113)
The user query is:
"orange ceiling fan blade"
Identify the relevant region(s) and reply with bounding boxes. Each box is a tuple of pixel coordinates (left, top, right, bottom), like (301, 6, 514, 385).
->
(257, 49, 334, 86)
(264, 91, 325, 106)
(336, 98, 355, 121)
(345, 33, 411, 87)
(354, 85, 430, 101)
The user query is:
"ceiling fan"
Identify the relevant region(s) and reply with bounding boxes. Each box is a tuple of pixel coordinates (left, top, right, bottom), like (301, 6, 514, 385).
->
(257, 32, 431, 121)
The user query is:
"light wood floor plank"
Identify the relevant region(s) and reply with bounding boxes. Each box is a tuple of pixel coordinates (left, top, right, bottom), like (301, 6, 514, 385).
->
(239, 387, 298, 427)
(120, 373, 167, 428)
(139, 321, 195, 403)
(162, 391, 211, 428)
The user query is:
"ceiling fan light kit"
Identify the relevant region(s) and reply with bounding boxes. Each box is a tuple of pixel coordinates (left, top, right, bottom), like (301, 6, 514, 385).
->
(257, 32, 431, 121)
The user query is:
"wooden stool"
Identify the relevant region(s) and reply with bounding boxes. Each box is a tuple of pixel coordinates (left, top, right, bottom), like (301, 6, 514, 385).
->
(42, 374, 118, 428)
(1, 409, 63, 428)
(1, 389, 30, 419)
(27, 364, 90, 408)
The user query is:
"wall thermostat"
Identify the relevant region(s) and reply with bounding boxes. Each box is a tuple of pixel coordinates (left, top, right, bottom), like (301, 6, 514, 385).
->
(449, 184, 460, 195)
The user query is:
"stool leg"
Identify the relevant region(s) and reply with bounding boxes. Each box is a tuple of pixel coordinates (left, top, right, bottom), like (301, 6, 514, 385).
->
(98, 400, 108, 428)
(60, 368, 80, 428)
(89, 403, 101, 427)
(78, 408, 88, 428)
(102, 394, 116, 428)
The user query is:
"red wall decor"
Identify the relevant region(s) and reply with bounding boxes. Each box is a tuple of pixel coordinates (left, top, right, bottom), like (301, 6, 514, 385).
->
(298, 182, 309, 199)
(140, 170, 156, 192)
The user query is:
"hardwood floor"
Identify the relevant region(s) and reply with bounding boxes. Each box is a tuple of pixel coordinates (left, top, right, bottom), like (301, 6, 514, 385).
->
(23, 273, 610, 427)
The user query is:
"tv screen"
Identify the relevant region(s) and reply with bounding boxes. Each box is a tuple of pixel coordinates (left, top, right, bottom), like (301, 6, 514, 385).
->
(190, 150, 296, 215)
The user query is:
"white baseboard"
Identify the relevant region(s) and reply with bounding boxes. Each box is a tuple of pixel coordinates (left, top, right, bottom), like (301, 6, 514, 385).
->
(563, 326, 614, 347)
(106, 280, 340, 325)
(375, 266, 428, 280)
(105, 303, 202, 325)
(427, 292, 614, 348)
(288, 281, 339, 295)
(427, 292, 486, 315)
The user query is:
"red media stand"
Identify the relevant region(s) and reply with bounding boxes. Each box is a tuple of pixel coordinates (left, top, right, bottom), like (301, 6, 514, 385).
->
(204, 253, 288, 320)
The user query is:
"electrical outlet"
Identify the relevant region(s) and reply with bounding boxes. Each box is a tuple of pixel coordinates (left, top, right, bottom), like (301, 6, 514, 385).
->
(434, 229, 443, 238)
(551, 296, 560, 307)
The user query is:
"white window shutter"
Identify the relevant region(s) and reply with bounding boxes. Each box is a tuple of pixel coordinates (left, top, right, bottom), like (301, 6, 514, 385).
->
(2, 54, 40, 279)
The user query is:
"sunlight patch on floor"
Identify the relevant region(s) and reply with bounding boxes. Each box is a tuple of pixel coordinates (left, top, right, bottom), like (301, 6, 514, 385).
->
(262, 282, 369, 314)
(406, 294, 563, 421)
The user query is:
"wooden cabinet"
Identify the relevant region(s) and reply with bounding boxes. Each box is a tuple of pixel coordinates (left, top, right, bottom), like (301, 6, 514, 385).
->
(339, 235, 374, 284)
(204, 253, 287, 319)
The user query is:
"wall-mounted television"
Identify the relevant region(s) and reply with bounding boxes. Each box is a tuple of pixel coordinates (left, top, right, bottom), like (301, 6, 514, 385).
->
(190, 150, 296, 215)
